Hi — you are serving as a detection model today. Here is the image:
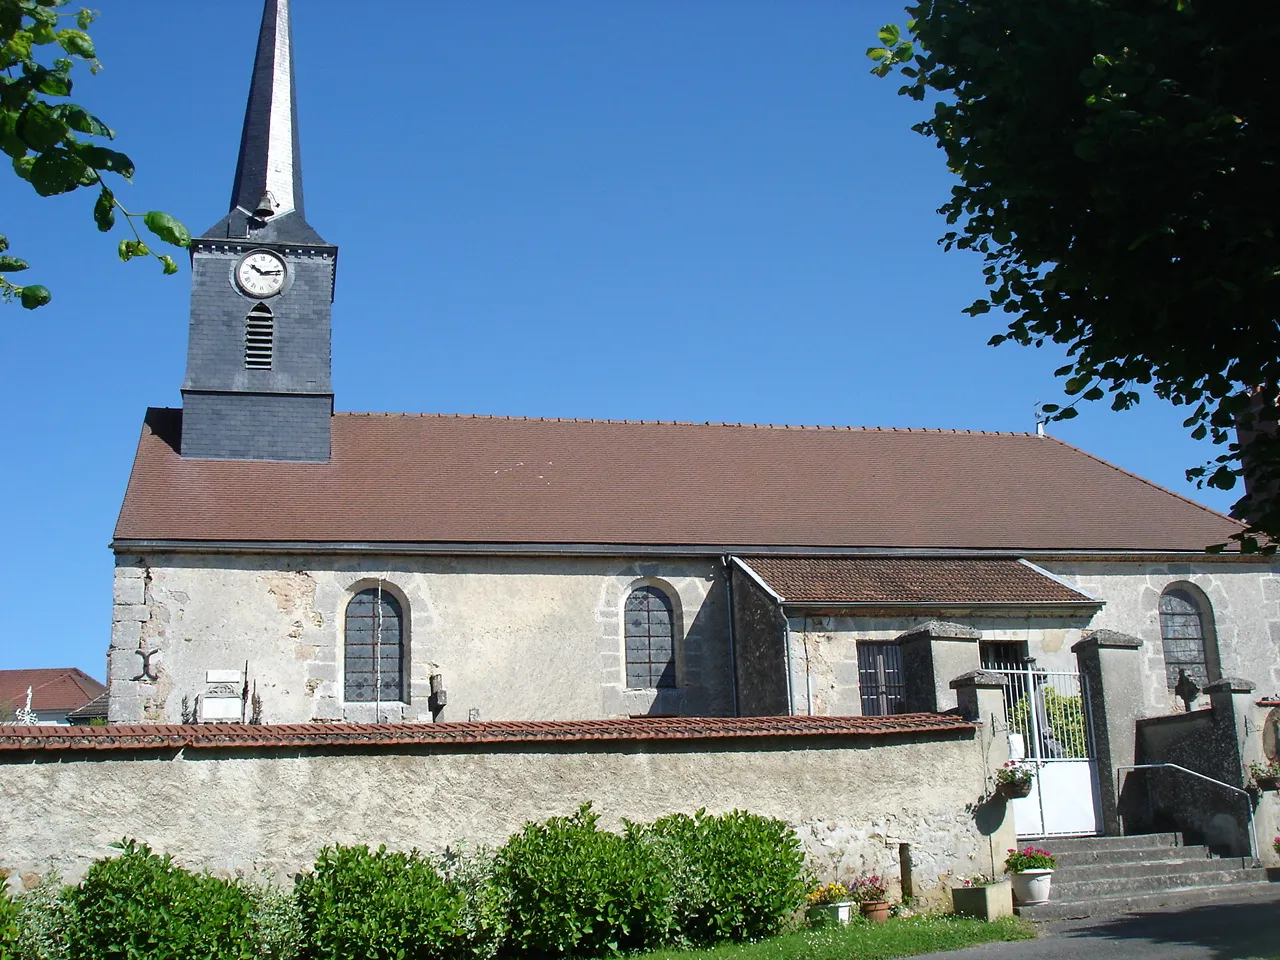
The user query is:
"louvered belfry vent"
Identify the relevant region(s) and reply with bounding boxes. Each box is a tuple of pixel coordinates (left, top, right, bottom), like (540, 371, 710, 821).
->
(244, 304, 274, 369)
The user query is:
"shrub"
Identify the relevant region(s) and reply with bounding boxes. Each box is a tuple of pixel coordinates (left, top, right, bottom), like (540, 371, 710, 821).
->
(1, 883, 18, 960)
(65, 840, 256, 960)
(246, 884, 303, 960)
(495, 803, 671, 957)
(430, 845, 508, 960)
(11, 879, 74, 960)
(636, 809, 808, 944)
(295, 845, 462, 960)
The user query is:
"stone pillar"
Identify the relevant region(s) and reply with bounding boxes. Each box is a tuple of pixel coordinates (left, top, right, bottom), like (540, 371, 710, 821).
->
(1072, 629, 1143, 836)
(951, 670, 1017, 880)
(897, 621, 982, 714)
(1251, 699, 1280, 868)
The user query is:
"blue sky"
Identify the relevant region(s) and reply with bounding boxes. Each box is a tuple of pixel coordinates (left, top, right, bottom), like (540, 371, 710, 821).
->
(1, 1, 1235, 678)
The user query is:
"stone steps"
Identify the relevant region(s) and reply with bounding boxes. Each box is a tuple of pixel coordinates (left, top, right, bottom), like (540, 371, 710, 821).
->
(1014, 834, 1274, 922)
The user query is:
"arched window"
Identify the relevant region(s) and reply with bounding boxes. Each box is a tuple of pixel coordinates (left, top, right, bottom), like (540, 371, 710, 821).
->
(344, 587, 404, 703)
(1159, 586, 1216, 689)
(244, 304, 274, 369)
(625, 585, 676, 689)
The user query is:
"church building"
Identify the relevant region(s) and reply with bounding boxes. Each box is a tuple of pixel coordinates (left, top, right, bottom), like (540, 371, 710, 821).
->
(107, 0, 1280, 781)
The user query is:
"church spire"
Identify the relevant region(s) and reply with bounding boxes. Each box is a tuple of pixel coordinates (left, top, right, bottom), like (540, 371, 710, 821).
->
(231, 0, 303, 221)
(203, 0, 326, 244)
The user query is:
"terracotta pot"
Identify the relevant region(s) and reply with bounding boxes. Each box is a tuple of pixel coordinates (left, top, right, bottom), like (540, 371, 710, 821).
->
(1255, 775, 1280, 791)
(859, 900, 891, 924)
(997, 780, 1033, 799)
(1009, 868, 1053, 905)
(806, 901, 855, 926)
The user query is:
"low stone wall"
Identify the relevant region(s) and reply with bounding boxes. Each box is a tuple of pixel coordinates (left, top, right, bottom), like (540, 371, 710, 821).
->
(1130, 706, 1250, 855)
(0, 716, 1011, 908)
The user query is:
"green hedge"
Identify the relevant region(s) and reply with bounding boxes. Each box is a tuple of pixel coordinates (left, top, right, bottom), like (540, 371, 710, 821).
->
(8, 806, 809, 960)
(296, 845, 462, 960)
(66, 840, 256, 960)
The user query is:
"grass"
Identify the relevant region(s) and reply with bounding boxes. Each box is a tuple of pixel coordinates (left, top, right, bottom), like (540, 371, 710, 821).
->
(628, 915, 1036, 960)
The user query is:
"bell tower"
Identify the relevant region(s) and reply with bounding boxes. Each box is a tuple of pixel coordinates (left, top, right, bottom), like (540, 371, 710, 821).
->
(180, 0, 335, 461)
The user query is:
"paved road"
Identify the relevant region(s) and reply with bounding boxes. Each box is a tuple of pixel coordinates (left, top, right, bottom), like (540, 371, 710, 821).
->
(927, 887, 1280, 960)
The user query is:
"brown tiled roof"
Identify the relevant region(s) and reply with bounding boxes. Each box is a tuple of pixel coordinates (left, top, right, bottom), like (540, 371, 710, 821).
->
(113, 409, 1241, 552)
(0, 714, 971, 753)
(740, 557, 1096, 605)
(0, 669, 106, 714)
(65, 691, 109, 721)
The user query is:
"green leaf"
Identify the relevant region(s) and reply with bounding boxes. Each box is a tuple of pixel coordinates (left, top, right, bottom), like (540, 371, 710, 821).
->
(16, 101, 69, 152)
(143, 211, 191, 248)
(58, 104, 113, 138)
(0, 256, 29, 272)
(73, 143, 134, 178)
(32, 67, 72, 97)
(19, 284, 51, 309)
(29, 147, 90, 195)
(12, 154, 35, 180)
(867, 47, 889, 62)
(1056, 407, 1080, 420)
(878, 24, 901, 46)
(55, 29, 95, 59)
(94, 185, 115, 232)
(5, 30, 34, 62)
(159, 255, 179, 276)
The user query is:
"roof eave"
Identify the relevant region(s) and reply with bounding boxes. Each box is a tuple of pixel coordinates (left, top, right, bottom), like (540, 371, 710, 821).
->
(109, 539, 1256, 560)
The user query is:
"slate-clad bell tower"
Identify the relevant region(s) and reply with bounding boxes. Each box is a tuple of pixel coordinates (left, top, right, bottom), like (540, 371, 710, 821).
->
(180, 0, 335, 461)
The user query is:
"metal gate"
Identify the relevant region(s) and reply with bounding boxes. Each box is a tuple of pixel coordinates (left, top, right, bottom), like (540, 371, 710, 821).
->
(989, 664, 1102, 838)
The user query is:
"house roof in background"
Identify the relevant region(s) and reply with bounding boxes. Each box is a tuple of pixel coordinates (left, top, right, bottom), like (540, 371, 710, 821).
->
(66, 692, 110, 721)
(739, 556, 1097, 605)
(114, 408, 1243, 553)
(0, 668, 106, 714)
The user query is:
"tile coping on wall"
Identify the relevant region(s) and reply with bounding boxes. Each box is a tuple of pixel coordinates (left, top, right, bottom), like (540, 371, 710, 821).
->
(0, 714, 972, 752)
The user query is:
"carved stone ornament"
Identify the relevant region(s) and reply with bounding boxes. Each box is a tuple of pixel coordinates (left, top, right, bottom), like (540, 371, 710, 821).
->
(1174, 669, 1200, 712)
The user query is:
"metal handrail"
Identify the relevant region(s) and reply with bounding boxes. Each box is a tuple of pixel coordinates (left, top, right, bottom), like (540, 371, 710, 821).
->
(1115, 763, 1259, 861)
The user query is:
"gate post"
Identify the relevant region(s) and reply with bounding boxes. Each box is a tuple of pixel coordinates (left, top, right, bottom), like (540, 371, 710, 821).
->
(898, 621, 982, 714)
(951, 670, 1017, 879)
(1072, 629, 1143, 836)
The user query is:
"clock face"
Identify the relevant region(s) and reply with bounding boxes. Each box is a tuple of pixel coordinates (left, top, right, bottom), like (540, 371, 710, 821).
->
(235, 251, 286, 297)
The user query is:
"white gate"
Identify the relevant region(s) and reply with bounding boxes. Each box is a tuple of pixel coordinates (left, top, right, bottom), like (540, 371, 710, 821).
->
(990, 664, 1102, 838)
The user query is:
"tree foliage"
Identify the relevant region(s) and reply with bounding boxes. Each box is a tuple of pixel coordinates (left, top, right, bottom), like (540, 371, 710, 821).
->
(869, 0, 1280, 549)
(1, 0, 189, 309)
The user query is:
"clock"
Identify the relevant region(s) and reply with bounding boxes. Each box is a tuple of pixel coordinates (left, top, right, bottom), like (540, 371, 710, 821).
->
(235, 250, 287, 298)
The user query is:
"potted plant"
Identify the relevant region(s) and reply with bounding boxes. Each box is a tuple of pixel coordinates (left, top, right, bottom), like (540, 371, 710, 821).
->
(1248, 759, 1280, 792)
(951, 874, 1014, 920)
(806, 882, 855, 926)
(994, 760, 1035, 799)
(1004, 845, 1056, 906)
(849, 875, 891, 923)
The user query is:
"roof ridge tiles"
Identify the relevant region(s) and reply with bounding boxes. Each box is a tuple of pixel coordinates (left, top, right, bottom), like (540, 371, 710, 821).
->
(333, 410, 1036, 436)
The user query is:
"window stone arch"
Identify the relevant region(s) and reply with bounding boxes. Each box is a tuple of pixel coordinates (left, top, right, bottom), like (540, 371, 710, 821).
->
(624, 584, 677, 689)
(1158, 582, 1219, 690)
(344, 585, 405, 703)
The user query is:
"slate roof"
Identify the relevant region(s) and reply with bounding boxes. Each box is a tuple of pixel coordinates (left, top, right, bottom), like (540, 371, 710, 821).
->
(0, 669, 106, 715)
(739, 557, 1097, 605)
(0, 714, 972, 753)
(114, 408, 1242, 552)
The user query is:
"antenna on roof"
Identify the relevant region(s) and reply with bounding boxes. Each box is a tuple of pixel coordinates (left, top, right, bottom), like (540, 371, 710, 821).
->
(1034, 402, 1048, 438)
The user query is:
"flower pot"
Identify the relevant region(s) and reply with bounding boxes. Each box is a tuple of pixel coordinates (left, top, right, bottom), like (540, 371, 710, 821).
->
(1256, 775, 1280, 791)
(859, 900, 892, 924)
(997, 780, 1033, 800)
(807, 901, 855, 927)
(1009, 868, 1053, 906)
(952, 881, 1013, 920)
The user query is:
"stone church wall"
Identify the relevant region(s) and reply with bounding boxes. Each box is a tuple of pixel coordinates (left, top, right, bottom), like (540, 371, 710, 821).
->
(108, 553, 734, 725)
(0, 728, 1006, 908)
(1040, 560, 1280, 716)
